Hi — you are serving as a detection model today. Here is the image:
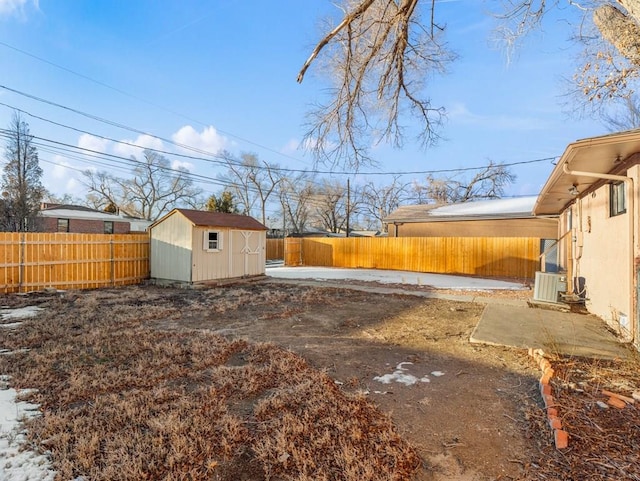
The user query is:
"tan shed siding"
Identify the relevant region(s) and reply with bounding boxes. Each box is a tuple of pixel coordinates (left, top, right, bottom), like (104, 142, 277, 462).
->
(190, 227, 266, 281)
(571, 179, 632, 333)
(231, 230, 265, 277)
(191, 226, 231, 282)
(150, 212, 193, 282)
(396, 218, 557, 238)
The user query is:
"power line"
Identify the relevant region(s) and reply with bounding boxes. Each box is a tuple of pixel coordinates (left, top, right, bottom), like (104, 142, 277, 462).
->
(0, 129, 348, 215)
(0, 91, 559, 176)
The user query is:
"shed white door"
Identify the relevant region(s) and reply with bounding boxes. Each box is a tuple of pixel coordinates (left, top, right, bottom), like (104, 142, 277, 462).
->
(230, 230, 264, 277)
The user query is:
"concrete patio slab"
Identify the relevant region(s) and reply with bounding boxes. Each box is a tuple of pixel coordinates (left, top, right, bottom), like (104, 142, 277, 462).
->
(471, 304, 632, 360)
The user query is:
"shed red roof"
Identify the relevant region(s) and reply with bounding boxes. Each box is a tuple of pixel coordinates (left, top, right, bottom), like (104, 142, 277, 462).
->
(171, 209, 267, 230)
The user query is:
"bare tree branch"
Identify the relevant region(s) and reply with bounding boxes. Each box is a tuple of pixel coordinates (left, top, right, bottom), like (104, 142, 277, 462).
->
(412, 162, 516, 204)
(603, 94, 640, 129)
(299, 0, 455, 170)
(359, 176, 409, 230)
(82, 150, 201, 220)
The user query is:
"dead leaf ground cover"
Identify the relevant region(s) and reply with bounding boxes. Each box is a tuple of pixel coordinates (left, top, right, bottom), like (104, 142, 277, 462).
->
(0, 282, 639, 480)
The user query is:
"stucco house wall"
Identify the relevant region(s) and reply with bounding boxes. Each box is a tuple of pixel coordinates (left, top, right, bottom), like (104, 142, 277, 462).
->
(533, 130, 640, 346)
(563, 176, 635, 335)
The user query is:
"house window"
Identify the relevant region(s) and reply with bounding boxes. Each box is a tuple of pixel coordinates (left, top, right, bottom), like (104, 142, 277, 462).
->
(610, 181, 626, 217)
(203, 231, 222, 251)
(57, 218, 69, 232)
(104, 221, 114, 234)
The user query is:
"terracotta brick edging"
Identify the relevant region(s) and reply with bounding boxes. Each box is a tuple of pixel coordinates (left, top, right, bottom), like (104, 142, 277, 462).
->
(528, 348, 569, 450)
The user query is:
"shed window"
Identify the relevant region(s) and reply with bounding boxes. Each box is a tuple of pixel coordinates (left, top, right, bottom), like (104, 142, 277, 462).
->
(57, 218, 69, 232)
(610, 181, 626, 217)
(104, 221, 114, 234)
(204, 231, 222, 251)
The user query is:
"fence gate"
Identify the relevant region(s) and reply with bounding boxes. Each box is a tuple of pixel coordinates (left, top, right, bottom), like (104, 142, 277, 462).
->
(284, 238, 302, 266)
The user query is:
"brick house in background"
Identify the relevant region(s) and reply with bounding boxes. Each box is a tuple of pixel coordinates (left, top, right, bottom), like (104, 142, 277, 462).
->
(38, 204, 152, 234)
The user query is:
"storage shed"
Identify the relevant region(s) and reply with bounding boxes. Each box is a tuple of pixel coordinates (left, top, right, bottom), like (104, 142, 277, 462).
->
(149, 208, 267, 284)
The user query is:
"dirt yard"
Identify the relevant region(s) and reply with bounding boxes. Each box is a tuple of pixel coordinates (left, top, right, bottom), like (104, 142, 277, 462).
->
(2, 280, 639, 480)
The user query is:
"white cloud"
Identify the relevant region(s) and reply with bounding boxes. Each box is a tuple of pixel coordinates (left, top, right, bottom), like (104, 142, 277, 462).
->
(113, 134, 164, 159)
(295, 136, 338, 153)
(64, 176, 83, 195)
(281, 138, 300, 155)
(171, 125, 228, 154)
(446, 102, 550, 131)
(0, 0, 38, 17)
(78, 134, 110, 154)
(171, 159, 194, 171)
(50, 155, 73, 180)
(44, 155, 86, 198)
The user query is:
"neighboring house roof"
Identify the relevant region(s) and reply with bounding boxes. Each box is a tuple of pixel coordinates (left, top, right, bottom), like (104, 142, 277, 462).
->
(534, 129, 640, 216)
(384, 196, 542, 223)
(156, 208, 268, 230)
(40, 204, 124, 221)
(349, 230, 381, 237)
(39, 204, 153, 230)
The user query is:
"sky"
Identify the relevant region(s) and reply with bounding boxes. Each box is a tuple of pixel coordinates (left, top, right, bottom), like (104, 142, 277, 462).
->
(0, 0, 609, 220)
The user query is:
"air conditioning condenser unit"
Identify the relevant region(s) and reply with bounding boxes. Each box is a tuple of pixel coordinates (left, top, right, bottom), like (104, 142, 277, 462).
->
(533, 272, 567, 304)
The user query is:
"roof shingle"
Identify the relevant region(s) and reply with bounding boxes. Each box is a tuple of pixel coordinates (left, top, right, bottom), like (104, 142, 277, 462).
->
(173, 209, 267, 230)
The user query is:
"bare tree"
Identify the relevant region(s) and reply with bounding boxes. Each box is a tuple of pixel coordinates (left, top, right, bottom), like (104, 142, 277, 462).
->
(42, 192, 83, 206)
(278, 172, 315, 235)
(301, 0, 640, 160)
(1, 112, 45, 231)
(222, 152, 282, 224)
(603, 95, 640, 130)
(299, 0, 455, 170)
(411, 162, 516, 204)
(84, 171, 120, 211)
(83, 150, 202, 220)
(496, 0, 640, 112)
(359, 176, 410, 231)
(309, 179, 360, 233)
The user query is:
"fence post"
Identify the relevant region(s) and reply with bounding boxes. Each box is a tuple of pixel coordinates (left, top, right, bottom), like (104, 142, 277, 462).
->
(18, 232, 25, 292)
(110, 238, 115, 286)
(284, 238, 302, 266)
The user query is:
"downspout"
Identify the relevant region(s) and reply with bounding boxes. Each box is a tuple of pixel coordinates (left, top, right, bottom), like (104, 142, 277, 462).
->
(562, 163, 635, 341)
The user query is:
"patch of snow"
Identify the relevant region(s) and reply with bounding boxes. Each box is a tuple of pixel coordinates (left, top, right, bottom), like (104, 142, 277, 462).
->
(0, 322, 23, 329)
(0, 349, 30, 356)
(428, 196, 537, 217)
(0, 305, 54, 480)
(431, 371, 445, 377)
(267, 266, 526, 290)
(1, 306, 44, 321)
(373, 362, 432, 386)
(0, 387, 55, 481)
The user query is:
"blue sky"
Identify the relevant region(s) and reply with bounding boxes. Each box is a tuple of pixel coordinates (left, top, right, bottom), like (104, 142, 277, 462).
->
(0, 0, 607, 207)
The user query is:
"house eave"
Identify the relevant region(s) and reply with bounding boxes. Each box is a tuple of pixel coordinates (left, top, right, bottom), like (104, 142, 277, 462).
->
(534, 129, 640, 215)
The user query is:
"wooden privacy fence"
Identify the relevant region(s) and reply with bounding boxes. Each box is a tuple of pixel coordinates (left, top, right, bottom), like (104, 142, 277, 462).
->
(285, 237, 541, 280)
(266, 239, 284, 260)
(0, 233, 149, 293)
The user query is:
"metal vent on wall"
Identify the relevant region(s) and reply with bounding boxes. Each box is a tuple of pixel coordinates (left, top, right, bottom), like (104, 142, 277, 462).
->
(533, 272, 567, 303)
